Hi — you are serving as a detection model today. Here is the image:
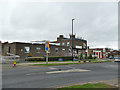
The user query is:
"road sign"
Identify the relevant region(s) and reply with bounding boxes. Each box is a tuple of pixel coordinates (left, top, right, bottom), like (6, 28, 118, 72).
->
(46, 47, 48, 51)
(45, 42, 49, 51)
(45, 41, 49, 64)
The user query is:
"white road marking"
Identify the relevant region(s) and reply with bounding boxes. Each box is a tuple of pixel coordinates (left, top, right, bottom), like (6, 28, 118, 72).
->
(25, 73, 40, 76)
(46, 69, 91, 74)
(26, 74, 31, 75)
(65, 66, 76, 69)
(48, 67, 57, 70)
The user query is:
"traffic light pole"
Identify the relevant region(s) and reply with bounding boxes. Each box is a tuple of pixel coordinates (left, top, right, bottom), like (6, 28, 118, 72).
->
(46, 51, 48, 64)
(45, 41, 49, 64)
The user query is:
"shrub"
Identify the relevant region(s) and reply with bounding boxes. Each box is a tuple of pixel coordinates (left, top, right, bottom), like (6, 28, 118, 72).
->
(25, 57, 44, 61)
(85, 53, 87, 59)
(80, 53, 83, 60)
(25, 56, 78, 61)
(48, 56, 77, 61)
(88, 54, 93, 59)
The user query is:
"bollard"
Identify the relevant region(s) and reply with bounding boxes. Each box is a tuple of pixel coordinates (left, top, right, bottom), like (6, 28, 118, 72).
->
(84, 60, 86, 63)
(58, 69, 61, 71)
(13, 62, 16, 67)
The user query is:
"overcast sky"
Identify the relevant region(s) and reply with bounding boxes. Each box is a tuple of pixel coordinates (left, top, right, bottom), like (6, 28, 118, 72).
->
(0, 1, 118, 49)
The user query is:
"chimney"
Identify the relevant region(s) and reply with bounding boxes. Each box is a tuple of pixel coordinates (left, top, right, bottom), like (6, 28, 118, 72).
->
(69, 34, 75, 38)
(57, 35, 64, 41)
(59, 35, 63, 38)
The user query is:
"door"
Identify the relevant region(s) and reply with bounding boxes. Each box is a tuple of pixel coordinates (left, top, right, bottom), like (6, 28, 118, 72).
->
(99, 52, 101, 58)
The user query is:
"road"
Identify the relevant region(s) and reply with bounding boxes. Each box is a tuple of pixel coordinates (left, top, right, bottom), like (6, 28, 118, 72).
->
(2, 62, 118, 88)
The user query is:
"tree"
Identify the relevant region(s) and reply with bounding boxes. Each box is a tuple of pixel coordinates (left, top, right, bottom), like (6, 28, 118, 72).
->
(85, 53, 87, 59)
(89, 54, 93, 59)
(80, 53, 83, 60)
(107, 53, 110, 58)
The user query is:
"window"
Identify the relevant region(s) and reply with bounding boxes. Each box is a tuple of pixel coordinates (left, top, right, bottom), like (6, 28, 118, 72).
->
(73, 50, 76, 53)
(8, 47, 10, 53)
(55, 48, 58, 52)
(67, 42, 70, 46)
(62, 48, 65, 51)
(24, 46, 30, 53)
(76, 46, 82, 49)
(62, 42, 65, 46)
(36, 47, 41, 53)
(69, 49, 71, 52)
(83, 43, 86, 49)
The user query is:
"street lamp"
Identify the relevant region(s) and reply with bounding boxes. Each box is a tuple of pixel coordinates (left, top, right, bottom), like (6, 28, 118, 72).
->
(72, 18, 75, 61)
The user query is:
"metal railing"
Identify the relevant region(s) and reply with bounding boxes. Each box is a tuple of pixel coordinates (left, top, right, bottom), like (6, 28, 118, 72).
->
(1, 53, 20, 64)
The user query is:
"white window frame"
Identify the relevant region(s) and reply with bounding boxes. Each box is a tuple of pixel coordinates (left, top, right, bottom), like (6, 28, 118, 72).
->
(24, 46, 30, 53)
(36, 47, 41, 53)
(62, 48, 65, 51)
(62, 42, 65, 46)
(69, 49, 71, 52)
(55, 48, 58, 52)
(67, 42, 70, 46)
(83, 43, 86, 49)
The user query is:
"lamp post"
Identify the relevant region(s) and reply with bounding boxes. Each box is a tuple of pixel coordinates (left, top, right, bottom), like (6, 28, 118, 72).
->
(72, 18, 75, 61)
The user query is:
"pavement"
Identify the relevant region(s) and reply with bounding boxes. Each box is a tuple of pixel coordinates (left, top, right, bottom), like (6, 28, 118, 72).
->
(2, 62, 119, 88)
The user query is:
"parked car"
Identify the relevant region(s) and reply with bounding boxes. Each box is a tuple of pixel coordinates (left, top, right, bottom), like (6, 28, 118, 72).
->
(114, 57, 120, 62)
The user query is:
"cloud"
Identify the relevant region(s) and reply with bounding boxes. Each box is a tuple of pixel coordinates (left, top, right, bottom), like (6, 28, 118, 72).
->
(0, 2, 118, 49)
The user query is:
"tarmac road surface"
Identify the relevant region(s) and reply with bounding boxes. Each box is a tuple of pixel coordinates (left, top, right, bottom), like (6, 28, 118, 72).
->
(2, 62, 118, 88)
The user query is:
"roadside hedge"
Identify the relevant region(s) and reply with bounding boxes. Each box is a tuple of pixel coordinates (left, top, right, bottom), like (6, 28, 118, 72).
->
(25, 57, 44, 61)
(25, 56, 78, 61)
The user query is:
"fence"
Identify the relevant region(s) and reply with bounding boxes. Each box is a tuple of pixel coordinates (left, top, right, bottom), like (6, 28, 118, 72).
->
(1, 55, 20, 64)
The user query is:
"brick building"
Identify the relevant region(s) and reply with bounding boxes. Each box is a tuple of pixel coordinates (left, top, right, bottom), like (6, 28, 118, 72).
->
(51, 34, 87, 56)
(1, 34, 87, 59)
(0, 41, 1, 55)
(2, 42, 70, 58)
(87, 47, 118, 59)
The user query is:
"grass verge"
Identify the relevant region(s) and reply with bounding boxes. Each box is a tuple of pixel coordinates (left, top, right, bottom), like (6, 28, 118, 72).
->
(91, 60, 111, 63)
(31, 60, 112, 66)
(29, 60, 72, 62)
(57, 83, 114, 89)
(28, 60, 111, 63)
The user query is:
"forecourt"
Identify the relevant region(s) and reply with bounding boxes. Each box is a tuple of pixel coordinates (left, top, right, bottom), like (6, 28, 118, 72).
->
(2, 62, 118, 88)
